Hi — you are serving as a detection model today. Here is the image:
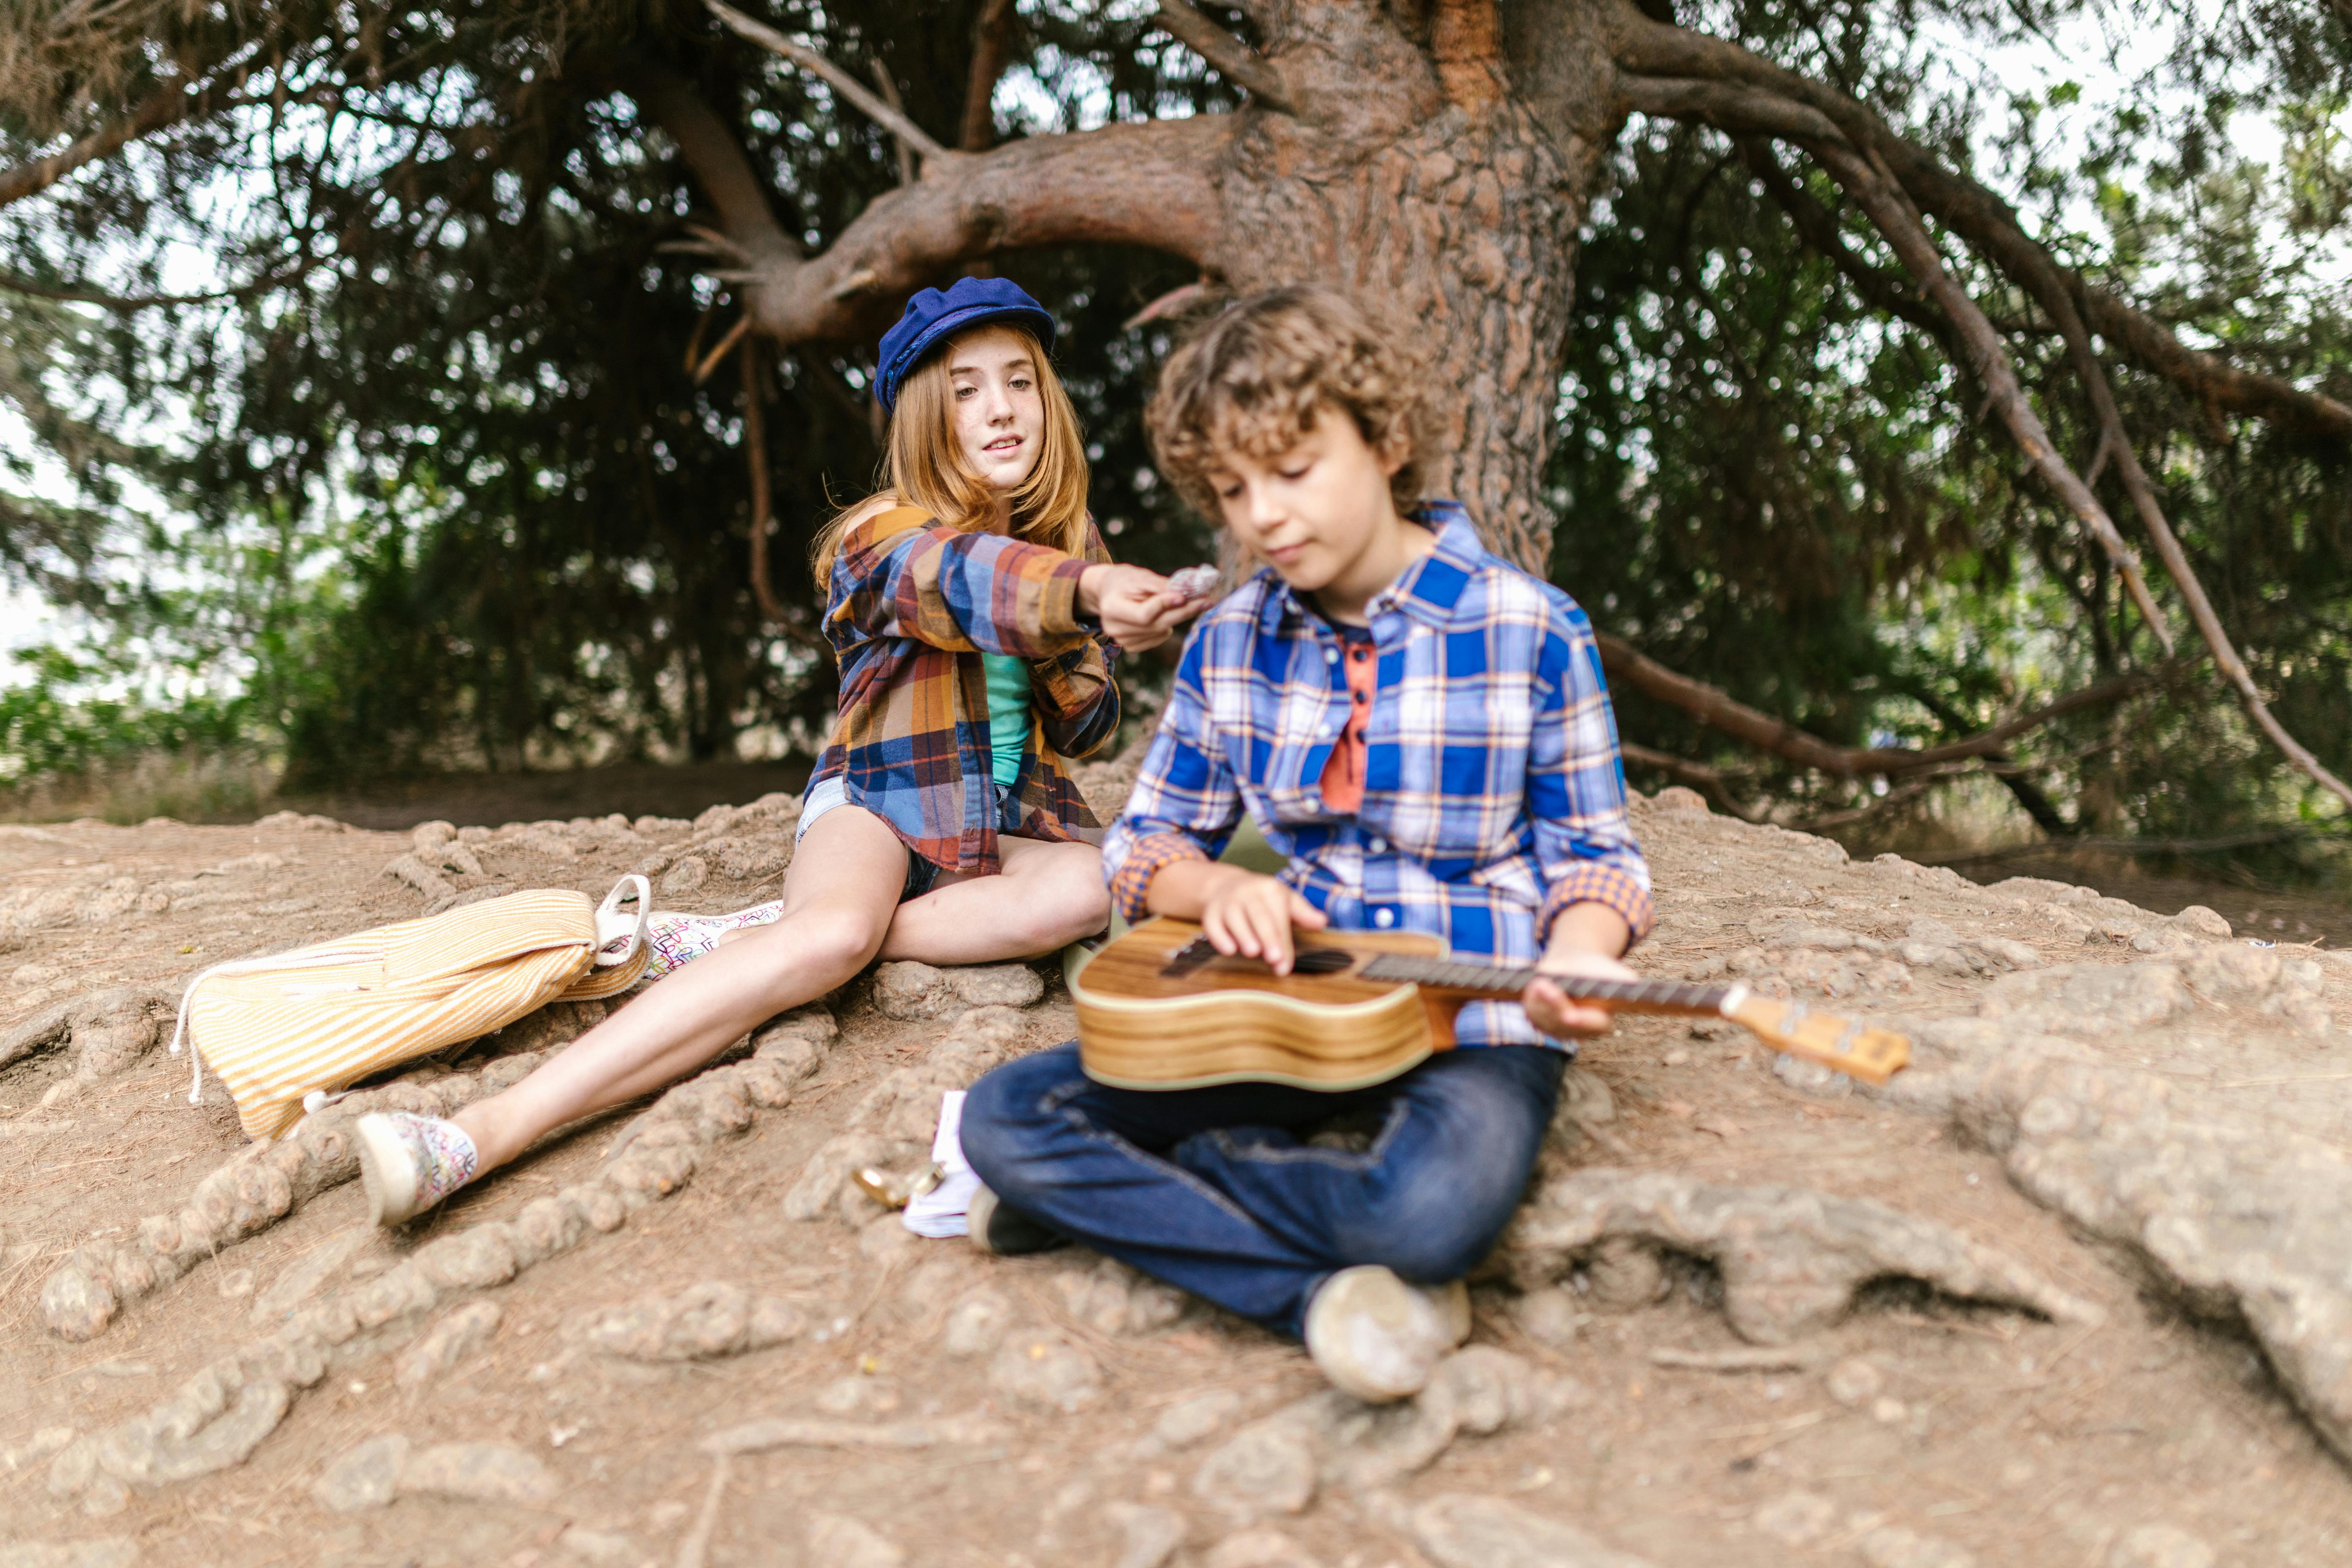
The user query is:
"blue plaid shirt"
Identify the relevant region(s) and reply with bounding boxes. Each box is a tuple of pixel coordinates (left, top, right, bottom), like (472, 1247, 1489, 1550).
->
(1103, 503, 1653, 1047)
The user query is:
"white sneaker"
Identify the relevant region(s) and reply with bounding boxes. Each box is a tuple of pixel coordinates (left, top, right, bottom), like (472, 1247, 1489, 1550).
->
(355, 1111, 481, 1226)
(1303, 1265, 1466, 1403)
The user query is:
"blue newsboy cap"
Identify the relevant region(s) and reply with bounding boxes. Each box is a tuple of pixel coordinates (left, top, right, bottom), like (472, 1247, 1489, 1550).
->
(874, 277, 1057, 414)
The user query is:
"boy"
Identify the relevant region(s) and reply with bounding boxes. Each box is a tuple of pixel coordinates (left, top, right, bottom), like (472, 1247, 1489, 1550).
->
(959, 285, 1653, 1402)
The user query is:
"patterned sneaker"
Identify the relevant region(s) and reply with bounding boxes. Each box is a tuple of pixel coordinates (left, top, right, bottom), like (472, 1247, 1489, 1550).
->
(355, 1112, 481, 1226)
(634, 901, 790, 979)
(1303, 1265, 1457, 1403)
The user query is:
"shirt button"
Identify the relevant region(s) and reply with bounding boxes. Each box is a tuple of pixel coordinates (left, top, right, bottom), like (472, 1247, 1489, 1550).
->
(1373, 907, 1397, 928)
(1324, 648, 1339, 663)
(1368, 836, 1387, 853)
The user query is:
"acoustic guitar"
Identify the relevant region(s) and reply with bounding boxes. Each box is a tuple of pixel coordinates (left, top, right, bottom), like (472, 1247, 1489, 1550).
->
(1070, 916, 1909, 1092)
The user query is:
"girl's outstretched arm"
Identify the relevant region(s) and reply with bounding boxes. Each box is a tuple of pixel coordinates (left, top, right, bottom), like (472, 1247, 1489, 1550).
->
(834, 509, 1087, 657)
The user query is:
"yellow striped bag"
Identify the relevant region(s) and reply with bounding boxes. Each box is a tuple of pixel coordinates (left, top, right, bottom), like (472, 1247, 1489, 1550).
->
(172, 877, 651, 1140)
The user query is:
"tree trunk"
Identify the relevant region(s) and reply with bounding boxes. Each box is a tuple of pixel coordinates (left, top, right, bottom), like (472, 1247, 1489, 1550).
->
(661, 0, 1631, 573)
(1207, 19, 1617, 568)
(1134, 0, 1627, 568)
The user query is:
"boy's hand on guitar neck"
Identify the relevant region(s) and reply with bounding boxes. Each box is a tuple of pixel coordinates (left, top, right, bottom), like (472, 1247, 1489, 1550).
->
(1145, 862, 1326, 975)
(1523, 903, 1638, 1041)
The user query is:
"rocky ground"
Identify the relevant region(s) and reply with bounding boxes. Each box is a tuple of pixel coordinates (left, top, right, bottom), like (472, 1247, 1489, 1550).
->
(6, 770, 2352, 1568)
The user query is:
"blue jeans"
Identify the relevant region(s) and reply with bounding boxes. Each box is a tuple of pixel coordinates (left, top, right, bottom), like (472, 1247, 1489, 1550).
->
(959, 1043, 1566, 1338)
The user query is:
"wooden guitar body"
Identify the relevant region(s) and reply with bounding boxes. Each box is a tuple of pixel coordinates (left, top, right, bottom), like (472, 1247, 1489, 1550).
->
(1070, 917, 1454, 1090)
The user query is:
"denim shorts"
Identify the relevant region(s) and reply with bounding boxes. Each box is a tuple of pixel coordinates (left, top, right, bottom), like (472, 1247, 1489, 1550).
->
(798, 775, 1021, 903)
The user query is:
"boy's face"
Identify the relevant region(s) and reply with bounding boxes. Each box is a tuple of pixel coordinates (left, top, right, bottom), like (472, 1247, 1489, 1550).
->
(946, 325, 1045, 500)
(1207, 406, 1406, 596)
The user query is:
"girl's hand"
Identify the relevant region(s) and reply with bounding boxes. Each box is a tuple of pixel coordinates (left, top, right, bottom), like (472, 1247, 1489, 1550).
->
(1522, 948, 1639, 1040)
(1080, 564, 1206, 651)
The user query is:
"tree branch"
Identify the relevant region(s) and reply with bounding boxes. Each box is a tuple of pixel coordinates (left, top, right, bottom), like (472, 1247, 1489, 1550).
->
(1622, 75, 2176, 650)
(1923, 825, 2323, 868)
(1616, 32, 2352, 810)
(1619, 740, 1769, 821)
(619, 64, 796, 271)
(1605, 1, 2352, 444)
(1599, 630, 2170, 778)
(716, 117, 1234, 345)
(960, 0, 1019, 152)
(1807, 141, 2352, 810)
(0, 62, 255, 212)
(1733, 138, 1952, 345)
(870, 61, 918, 186)
(0, 255, 311, 310)
(707, 0, 948, 164)
(1151, 0, 1295, 111)
(1803, 138, 2178, 653)
(2078, 291, 2352, 441)
(742, 339, 786, 623)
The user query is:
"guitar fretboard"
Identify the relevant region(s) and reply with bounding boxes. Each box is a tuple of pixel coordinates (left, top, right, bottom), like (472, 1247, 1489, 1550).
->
(1354, 952, 1731, 1012)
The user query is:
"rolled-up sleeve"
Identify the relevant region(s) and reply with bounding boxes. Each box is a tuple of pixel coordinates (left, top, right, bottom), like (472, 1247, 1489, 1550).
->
(1101, 630, 1239, 920)
(836, 517, 1093, 657)
(1527, 614, 1655, 947)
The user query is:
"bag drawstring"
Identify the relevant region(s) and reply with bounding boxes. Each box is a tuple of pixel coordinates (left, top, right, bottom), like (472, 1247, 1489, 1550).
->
(170, 943, 380, 1108)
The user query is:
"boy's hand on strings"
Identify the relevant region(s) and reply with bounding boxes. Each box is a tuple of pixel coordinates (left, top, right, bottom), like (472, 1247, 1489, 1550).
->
(1079, 564, 1205, 652)
(1523, 903, 1638, 1040)
(1146, 861, 1326, 976)
(1200, 867, 1326, 976)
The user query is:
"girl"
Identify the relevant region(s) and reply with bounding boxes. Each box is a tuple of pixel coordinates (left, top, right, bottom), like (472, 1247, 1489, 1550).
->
(353, 277, 1197, 1225)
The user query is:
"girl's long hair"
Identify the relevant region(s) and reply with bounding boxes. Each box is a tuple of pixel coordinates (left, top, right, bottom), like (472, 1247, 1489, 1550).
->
(809, 325, 1090, 590)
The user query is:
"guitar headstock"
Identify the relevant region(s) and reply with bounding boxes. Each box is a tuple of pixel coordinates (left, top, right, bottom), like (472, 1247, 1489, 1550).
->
(1723, 993, 1910, 1086)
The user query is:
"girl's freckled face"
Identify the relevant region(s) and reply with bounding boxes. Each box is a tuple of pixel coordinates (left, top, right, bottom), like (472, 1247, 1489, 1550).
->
(948, 325, 1046, 499)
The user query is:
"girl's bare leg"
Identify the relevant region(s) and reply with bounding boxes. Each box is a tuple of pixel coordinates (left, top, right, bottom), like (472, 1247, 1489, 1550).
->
(454, 808, 910, 1172)
(877, 836, 1109, 964)
(706, 834, 1108, 968)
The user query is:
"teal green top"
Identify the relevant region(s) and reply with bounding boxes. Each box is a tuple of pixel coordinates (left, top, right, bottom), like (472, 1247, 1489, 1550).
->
(982, 653, 1029, 786)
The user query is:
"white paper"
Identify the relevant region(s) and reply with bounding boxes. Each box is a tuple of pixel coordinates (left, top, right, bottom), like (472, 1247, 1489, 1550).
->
(903, 1089, 982, 1238)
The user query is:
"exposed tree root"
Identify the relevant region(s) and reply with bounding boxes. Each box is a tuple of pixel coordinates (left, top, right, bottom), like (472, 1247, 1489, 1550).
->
(1498, 1167, 2102, 1344)
(41, 1002, 849, 1507)
(37, 1000, 615, 1342)
(1889, 1032, 2352, 1467)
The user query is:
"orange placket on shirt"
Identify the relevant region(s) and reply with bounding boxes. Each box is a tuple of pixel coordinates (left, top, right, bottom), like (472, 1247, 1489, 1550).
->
(1319, 635, 1377, 814)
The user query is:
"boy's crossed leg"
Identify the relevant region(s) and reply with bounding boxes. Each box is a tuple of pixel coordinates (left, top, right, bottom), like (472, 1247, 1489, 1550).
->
(960, 1043, 1564, 1344)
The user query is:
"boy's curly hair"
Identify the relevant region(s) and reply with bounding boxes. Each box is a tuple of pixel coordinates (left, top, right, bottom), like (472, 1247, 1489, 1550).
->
(1145, 284, 1423, 518)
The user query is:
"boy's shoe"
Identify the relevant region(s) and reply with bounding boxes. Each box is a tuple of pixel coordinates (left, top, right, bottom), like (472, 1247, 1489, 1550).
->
(355, 1111, 481, 1226)
(634, 901, 790, 979)
(1304, 1265, 1465, 1403)
(965, 1183, 1068, 1256)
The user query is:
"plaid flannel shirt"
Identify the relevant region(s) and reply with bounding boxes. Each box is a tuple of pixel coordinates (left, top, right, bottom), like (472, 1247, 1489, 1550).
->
(1102, 503, 1652, 1048)
(812, 506, 1119, 874)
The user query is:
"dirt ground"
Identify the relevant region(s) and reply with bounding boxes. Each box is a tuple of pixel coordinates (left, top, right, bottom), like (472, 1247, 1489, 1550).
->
(6, 774, 2352, 1568)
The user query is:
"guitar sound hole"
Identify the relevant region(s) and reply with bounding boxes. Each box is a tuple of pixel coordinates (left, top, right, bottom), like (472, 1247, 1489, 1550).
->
(1292, 948, 1353, 975)
(1161, 937, 1220, 977)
